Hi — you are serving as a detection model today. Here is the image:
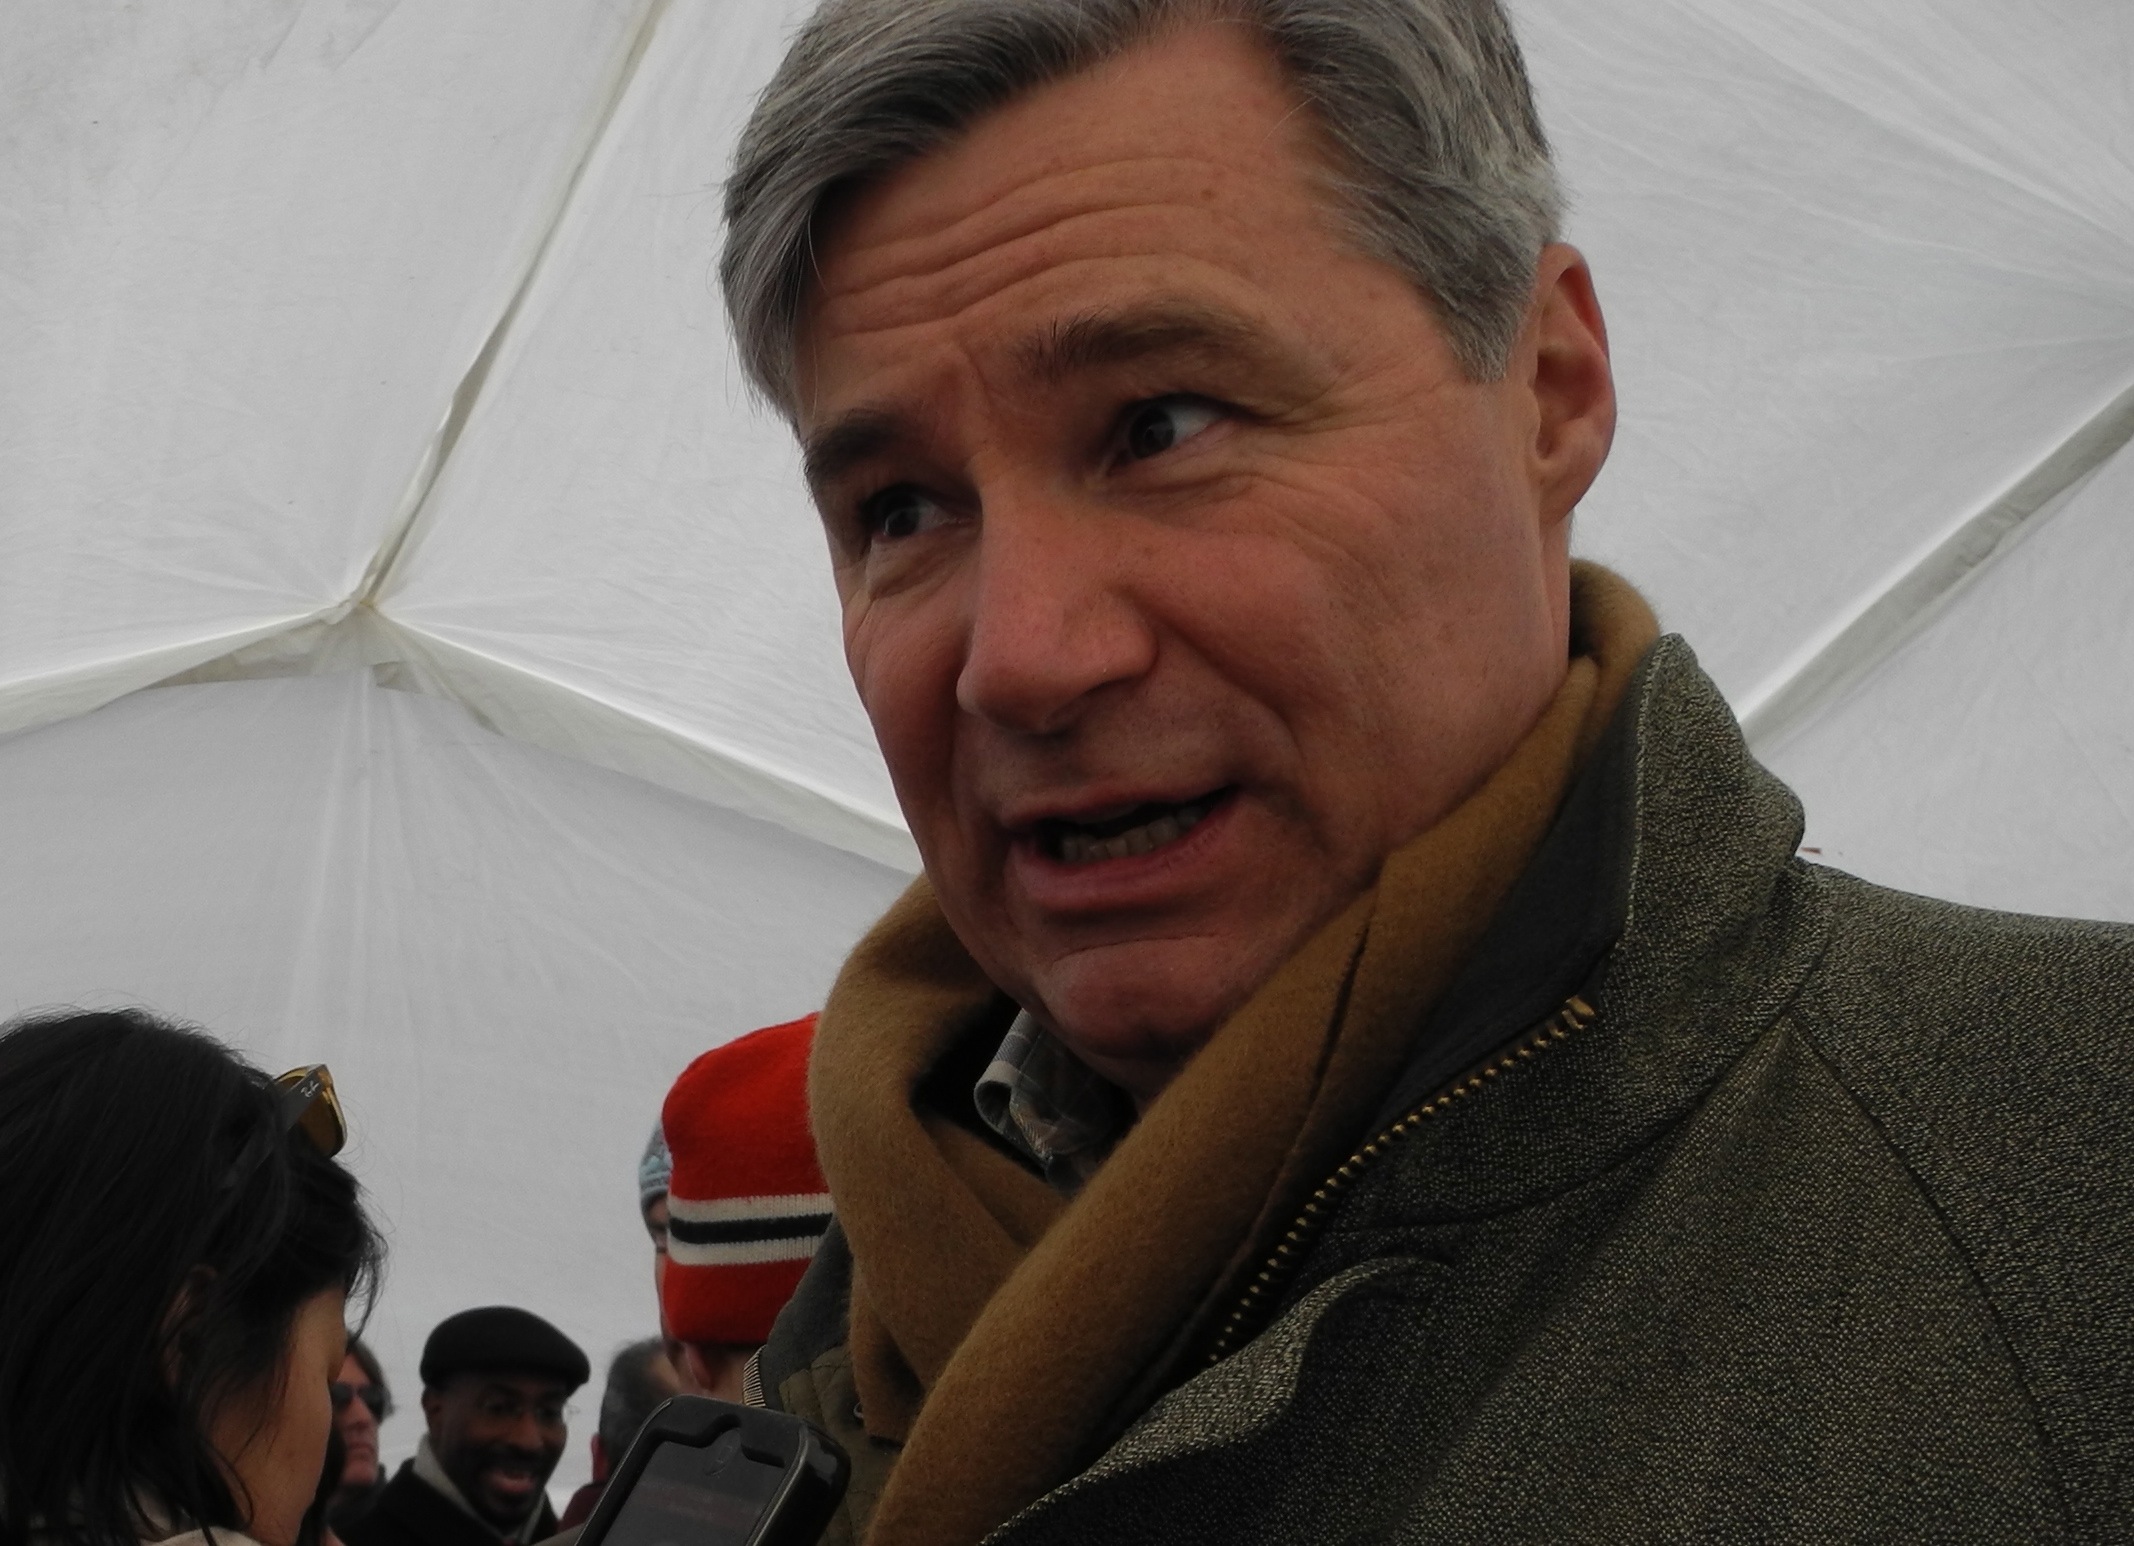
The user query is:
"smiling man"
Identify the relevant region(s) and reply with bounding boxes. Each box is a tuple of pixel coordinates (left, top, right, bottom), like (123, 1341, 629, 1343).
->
(342, 1308, 588, 1546)
(721, 3, 2134, 1544)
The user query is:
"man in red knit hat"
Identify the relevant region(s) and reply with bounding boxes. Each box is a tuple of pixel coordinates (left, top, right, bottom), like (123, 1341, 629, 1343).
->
(658, 1013, 832, 1403)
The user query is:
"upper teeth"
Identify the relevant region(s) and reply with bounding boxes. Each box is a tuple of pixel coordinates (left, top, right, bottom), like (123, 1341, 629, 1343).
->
(1054, 795, 1216, 864)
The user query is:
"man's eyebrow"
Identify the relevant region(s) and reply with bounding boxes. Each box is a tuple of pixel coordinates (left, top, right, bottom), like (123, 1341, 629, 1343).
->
(802, 406, 911, 494)
(1016, 302, 1282, 386)
(801, 304, 1305, 492)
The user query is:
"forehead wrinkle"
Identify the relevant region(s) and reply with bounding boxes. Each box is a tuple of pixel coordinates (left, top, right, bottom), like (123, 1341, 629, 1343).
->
(816, 205, 1254, 349)
(1016, 301, 1282, 388)
(822, 154, 1245, 299)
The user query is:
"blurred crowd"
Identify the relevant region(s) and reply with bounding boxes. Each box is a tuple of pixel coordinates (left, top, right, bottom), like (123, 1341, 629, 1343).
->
(0, 1008, 827, 1546)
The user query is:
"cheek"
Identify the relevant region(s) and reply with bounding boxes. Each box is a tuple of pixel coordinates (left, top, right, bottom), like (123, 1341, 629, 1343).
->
(1252, 429, 1534, 677)
(1149, 521, 1374, 723)
(846, 593, 963, 808)
(297, 1380, 333, 1459)
(254, 1378, 334, 1546)
(463, 1413, 503, 1447)
(1151, 474, 1525, 831)
(294, 1341, 337, 1454)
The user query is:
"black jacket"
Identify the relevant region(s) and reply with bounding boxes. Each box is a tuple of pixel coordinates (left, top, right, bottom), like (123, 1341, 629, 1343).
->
(340, 1463, 556, 1546)
(325, 1476, 388, 1538)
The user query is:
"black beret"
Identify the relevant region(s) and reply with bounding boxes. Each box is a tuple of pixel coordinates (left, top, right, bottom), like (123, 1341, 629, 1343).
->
(420, 1306, 590, 1390)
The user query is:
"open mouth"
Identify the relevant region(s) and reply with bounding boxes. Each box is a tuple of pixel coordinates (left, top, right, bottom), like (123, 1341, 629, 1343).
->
(482, 1458, 543, 1500)
(1037, 789, 1231, 865)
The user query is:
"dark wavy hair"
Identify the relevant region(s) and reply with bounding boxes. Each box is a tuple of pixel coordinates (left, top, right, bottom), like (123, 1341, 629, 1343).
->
(0, 1009, 383, 1546)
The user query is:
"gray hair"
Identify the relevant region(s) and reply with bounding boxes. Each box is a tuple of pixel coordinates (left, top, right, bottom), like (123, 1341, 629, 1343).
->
(596, 1336, 678, 1460)
(721, 0, 1562, 414)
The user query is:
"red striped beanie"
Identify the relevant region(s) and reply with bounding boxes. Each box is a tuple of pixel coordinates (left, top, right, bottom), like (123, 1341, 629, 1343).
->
(658, 1013, 831, 1345)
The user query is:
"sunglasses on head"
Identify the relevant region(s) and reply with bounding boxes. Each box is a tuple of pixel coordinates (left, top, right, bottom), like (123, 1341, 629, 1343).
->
(331, 1380, 391, 1420)
(275, 1064, 347, 1159)
(220, 1065, 347, 1198)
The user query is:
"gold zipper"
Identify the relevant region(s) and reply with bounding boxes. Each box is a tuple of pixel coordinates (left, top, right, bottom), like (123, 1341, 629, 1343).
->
(1204, 993, 1597, 1365)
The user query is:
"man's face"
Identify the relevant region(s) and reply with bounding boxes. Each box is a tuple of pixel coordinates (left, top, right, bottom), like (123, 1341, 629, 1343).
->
(797, 24, 1613, 1102)
(643, 1194, 670, 1302)
(331, 1352, 381, 1491)
(422, 1372, 570, 1530)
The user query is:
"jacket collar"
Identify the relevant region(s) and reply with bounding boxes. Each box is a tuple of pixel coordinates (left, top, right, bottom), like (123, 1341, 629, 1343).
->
(1349, 632, 1821, 1220)
(1366, 634, 1647, 1133)
(395, 1442, 553, 1546)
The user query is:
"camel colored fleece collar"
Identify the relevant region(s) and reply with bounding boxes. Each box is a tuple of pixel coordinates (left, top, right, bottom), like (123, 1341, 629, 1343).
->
(808, 564, 1661, 1546)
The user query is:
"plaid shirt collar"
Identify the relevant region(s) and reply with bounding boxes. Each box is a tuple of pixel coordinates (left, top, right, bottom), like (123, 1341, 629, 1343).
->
(973, 1010, 1133, 1190)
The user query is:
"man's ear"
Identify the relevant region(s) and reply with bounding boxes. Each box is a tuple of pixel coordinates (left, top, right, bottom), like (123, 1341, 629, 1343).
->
(1521, 243, 1615, 529)
(420, 1385, 446, 1435)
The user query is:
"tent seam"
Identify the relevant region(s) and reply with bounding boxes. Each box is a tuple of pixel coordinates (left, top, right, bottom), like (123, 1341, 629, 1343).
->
(374, 613, 915, 868)
(349, 0, 674, 612)
(1740, 371, 2134, 752)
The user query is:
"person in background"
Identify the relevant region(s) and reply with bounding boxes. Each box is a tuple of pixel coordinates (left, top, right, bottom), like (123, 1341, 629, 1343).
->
(659, 1015, 831, 1403)
(637, 1126, 672, 1260)
(0, 1008, 380, 1546)
(341, 1309, 587, 1546)
(325, 1339, 391, 1533)
(554, 1340, 682, 1530)
(631, 1126, 699, 1393)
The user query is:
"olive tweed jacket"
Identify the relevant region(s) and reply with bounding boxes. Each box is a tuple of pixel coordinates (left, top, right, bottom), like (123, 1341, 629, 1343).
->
(764, 636, 2134, 1544)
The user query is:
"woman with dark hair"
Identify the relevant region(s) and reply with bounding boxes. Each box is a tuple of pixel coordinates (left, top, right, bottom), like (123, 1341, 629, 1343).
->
(0, 1008, 383, 1546)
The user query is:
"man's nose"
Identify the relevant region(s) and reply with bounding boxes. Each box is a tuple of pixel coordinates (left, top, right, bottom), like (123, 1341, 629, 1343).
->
(504, 1409, 547, 1449)
(954, 491, 1155, 735)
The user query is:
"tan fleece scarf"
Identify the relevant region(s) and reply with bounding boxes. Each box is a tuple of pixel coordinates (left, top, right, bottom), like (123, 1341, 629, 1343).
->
(810, 564, 1659, 1546)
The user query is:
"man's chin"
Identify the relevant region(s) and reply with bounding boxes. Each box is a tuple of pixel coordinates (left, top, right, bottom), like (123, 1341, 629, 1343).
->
(471, 1471, 547, 1528)
(1000, 885, 1347, 1083)
(1031, 949, 1264, 1100)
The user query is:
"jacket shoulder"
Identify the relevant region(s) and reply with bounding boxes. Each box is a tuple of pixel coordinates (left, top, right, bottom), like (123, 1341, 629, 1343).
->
(1792, 866, 2134, 1524)
(1798, 864, 2134, 1117)
(1796, 865, 2134, 1218)
(342, 1468, 496, 1546)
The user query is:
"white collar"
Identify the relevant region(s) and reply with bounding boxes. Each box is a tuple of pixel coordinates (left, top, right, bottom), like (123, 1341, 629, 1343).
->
(411, 1437, 546, 1545)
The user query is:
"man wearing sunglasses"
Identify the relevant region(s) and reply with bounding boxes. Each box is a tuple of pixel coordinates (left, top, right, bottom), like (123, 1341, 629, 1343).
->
(327, 1338, 394, 1533)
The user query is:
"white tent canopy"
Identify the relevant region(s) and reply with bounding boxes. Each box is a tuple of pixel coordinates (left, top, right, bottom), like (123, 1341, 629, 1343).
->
(5, 0, 2129, 1492)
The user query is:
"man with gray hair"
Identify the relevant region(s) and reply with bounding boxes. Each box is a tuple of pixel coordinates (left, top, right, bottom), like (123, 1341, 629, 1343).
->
(720, 2, 2134, 1543)
(555, 1337, 683, 1529)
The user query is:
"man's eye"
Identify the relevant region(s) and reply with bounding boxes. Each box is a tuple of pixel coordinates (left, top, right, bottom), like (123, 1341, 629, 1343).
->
(1120, 396, 1223, 461)
(860, 485, 948, 542)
